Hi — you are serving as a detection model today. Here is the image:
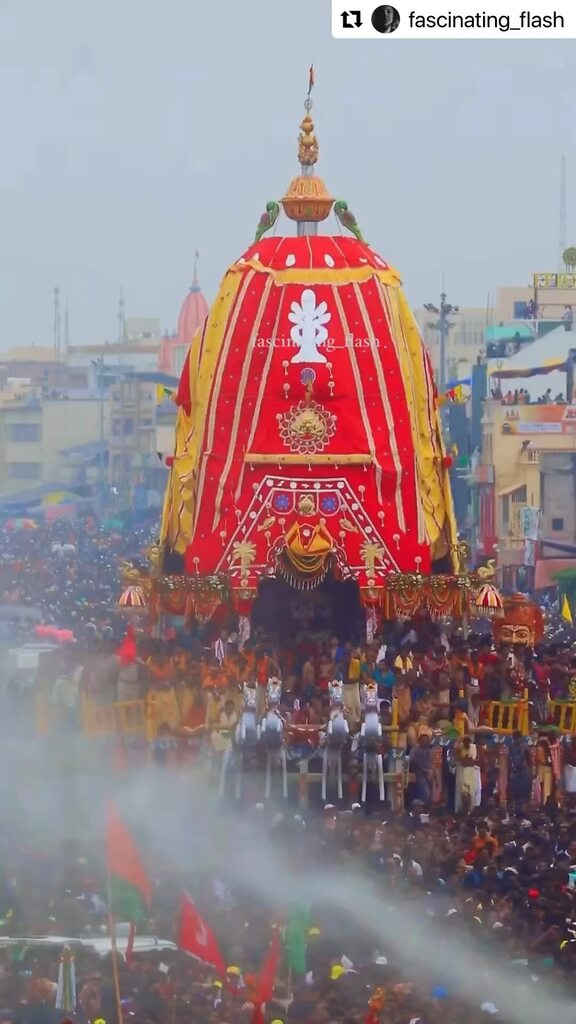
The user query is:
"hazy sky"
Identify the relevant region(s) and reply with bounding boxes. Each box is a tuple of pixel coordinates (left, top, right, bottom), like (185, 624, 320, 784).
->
(2, 0, 575, 347)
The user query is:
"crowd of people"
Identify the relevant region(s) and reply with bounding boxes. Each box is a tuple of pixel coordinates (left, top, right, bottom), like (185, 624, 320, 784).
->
(1, 792, 576, 1024)
(492, 387, 568, 406)
(5, 517, 576, 1022)
(23, 608, 576, 819)
(0, 515, 158, 643)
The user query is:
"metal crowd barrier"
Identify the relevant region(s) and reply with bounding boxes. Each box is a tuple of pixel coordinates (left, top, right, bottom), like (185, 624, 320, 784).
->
(81, 694, 157, 742)
(547, 700, 576, 735)
(480, 691, 530, 735)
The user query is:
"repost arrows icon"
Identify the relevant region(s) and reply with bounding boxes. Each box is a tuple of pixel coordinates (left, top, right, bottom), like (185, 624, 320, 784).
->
(341, 10, 363, 27)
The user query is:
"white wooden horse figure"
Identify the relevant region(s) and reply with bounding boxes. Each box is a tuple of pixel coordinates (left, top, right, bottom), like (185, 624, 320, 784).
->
(220, 682, 259, 799)
(360, 682, 385, 803)
(322, 680, 349, 801)
(260, 677, 287, 799)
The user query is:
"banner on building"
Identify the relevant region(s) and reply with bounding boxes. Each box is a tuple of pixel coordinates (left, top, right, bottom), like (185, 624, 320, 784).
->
(532, 273, 576, 289)
(502, 406, 576, 435)
(520, 506, 541, 541)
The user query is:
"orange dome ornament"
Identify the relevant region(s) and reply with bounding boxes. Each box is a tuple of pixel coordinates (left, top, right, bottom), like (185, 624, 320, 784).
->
(160, 71, 458, 602)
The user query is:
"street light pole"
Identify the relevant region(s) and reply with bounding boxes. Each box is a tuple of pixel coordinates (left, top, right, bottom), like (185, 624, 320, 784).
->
(92, 357, 106, 514)
(424, 292, 459, 394)
(99, 358, 105, 511)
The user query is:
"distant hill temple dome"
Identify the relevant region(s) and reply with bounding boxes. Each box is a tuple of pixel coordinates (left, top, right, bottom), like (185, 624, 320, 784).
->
(158, 258, 209, 377)
(159, 73, 458, 622)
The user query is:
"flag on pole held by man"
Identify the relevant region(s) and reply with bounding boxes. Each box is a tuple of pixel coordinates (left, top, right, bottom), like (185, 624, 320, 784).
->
(250, 929, 281, 1024)
(179, 892, 226, 976)
(562, 594, 573, 625)
(285, 906, 310, 974)
(106, 803, 151, 965)
(106, 803, 151, 923)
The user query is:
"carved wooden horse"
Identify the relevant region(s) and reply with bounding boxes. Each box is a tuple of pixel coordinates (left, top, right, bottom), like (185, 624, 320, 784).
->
(322, 680, 349, 801)
(360, 683, 385, 802)
(260, 678, 287, 799)
(220, 683, 259, 799)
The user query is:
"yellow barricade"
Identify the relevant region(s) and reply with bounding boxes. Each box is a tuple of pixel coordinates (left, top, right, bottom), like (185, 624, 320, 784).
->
(382, 697, 400, 747)
(480, 690, 529, 736)
(547, 701, 576, 734)
(82, 694, 157, 743)
(35, 686, 52, 737)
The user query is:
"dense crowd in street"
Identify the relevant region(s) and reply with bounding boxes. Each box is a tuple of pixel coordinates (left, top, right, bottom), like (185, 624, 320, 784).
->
(0, 516, 158, 642)
(4, 518, 576, 1023)
(1, 794, 576, 1024)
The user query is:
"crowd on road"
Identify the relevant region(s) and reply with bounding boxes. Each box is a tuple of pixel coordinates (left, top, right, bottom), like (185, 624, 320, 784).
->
(3, 519, 576, 1021)
(1, 792, 576, 1024)
(0, 515, 158, 643)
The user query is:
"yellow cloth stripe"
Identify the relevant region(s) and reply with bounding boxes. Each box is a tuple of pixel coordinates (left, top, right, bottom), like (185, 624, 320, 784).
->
(393, 288, 458, 563)
(211, 275, 274, 530)
(193, 270, 256, 537)
(228, 259, 402, 288)
(160, 271, 245, 552)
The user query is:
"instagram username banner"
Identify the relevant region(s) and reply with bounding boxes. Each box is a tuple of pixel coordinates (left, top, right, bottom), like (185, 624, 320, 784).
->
(332, 0, 576, 37)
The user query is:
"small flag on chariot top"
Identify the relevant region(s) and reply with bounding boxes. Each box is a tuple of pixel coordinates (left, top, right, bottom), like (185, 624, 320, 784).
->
(308, 65, 314, 95)
(55, 945, 76, 1013)
(562, 594, 573, 625)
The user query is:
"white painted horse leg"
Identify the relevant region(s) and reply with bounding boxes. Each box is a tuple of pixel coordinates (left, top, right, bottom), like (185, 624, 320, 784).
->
(321, 751, 328, 801)
(361, 755, 368, 803)
(265, 751, 272, 799)
(281, 749, 288, 799)
(235, 752, 243, 800)
(337, 752, 343, 800)
(377, 753, 385, 801)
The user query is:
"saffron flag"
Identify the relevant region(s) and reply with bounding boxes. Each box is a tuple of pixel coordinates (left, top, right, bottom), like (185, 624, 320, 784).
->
(562, 594, 573, 625)
(105, 803, 151, 925)
(179, 892, 226, 976)
(308, 64, 315, 95)
(285, 906, 310, 974)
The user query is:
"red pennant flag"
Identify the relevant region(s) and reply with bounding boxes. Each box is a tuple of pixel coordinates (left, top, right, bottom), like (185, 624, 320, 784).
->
(116, 626, 137, 665)
(179, 893, 226, 977)
(254, 928, 281, 1004)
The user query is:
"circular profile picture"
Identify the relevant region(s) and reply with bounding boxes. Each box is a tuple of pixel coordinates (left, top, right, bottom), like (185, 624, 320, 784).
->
(371, 4, 401, 33)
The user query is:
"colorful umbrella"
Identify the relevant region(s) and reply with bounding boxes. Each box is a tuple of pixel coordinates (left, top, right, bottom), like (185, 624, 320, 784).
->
(473, 583, 504, 618)
(4, 518, 38, 531)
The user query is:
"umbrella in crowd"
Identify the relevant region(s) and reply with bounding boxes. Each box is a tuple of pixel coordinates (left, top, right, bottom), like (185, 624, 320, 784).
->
(3, 518, 38, 531)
